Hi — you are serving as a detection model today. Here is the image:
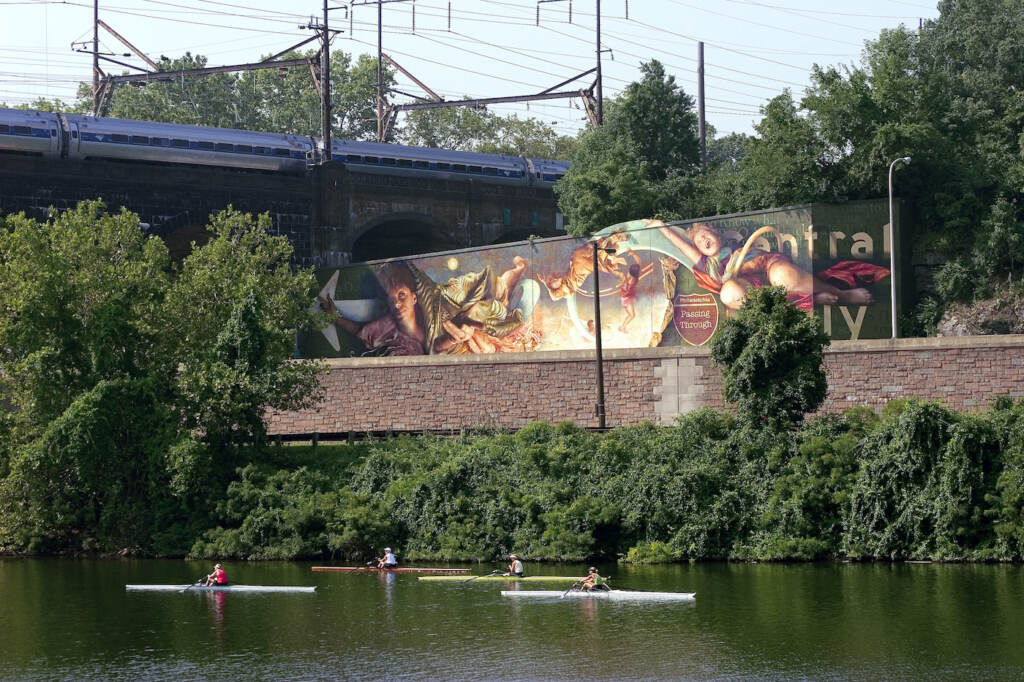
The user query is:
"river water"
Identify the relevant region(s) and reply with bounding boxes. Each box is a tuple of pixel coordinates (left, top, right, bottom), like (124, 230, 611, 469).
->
(1, 559, 1022, 680)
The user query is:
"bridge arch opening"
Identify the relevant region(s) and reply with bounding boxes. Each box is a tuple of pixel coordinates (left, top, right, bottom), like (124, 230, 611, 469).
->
(351, 215, 460, 263)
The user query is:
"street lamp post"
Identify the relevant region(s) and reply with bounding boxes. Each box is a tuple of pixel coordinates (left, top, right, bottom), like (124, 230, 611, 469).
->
(888, 156, 911, 339)
(591, 242, 616, 430)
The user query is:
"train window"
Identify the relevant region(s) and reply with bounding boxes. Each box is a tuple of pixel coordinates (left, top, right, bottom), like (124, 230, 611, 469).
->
(383, 158, 398, 166)
(346, 154, 361, 162)
(436, 162, 451, 170)
(396, 159, 410, 167)
(469, 165, 482, 174)
(254, 146, 266, 154)
(0, 125, 9, 134)
(236, 144, 252, 153)
(413, 160, 429, 169)
(130, 135, 148, 144)
(51, 129, 58, 137)
(13, 125, 31, 135)
(483, 167, 498, 176)
(273, 148, 290, 157)
(452, 164, 466, 172)
(196, 141, 215, 151)
(364, 156, 379, 164)
(171, 139, 187, 148)
(216, 143, 234, 152)
(150, 137, 167, 146)
(112, 133, 129, 143)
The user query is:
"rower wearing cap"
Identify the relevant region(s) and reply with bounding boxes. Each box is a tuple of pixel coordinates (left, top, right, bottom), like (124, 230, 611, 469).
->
(377, 547, 398, 569)
(204, 563, 228, 586)
(579, 567, 607, 592)
(504, 554, 524, 577)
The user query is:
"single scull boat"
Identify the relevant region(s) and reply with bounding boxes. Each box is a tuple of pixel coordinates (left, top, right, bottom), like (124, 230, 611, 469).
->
(126, 585, 316, 593)
(501, 589, 695, 602)
(419, 575, 587, 582)
(311, 566, 469, 574)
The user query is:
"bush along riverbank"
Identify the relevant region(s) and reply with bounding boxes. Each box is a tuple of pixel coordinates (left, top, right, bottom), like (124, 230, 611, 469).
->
(186, 397, 1024, 563)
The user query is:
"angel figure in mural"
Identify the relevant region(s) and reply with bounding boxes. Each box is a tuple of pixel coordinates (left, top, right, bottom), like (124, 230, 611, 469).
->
(540, 231, 631, 301)
(318, 256, 539, 356)
(616, 250, 656, 334)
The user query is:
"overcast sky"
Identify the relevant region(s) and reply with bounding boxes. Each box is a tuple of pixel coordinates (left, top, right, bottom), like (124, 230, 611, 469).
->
(2, 0, 940, 138)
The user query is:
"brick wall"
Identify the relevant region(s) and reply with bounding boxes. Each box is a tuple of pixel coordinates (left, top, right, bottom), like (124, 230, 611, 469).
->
(266, 335, 1024, 435)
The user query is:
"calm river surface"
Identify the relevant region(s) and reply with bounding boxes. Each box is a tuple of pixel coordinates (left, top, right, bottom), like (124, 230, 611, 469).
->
(1, 559, 1023, 680)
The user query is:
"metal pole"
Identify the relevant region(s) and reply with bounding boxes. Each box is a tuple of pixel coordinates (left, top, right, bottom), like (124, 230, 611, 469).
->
(592, 241, 606, 429)
(93, 0, 99, 115)
(377, 0, 383, 142)
(887, 156, 910, 339)
(595, 0, 603, 125)
(322, 0, 332, 162)
(698, 41, 706, 169)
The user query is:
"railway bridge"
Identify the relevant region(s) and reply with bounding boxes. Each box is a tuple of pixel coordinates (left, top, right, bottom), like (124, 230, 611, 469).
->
(0, 154, 564, 265)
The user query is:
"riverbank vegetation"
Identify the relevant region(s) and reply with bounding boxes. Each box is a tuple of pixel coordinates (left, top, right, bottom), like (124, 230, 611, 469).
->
(3, 205, 1024, 564)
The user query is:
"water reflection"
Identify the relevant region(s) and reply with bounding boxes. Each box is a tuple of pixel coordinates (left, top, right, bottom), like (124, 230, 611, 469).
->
(1, 560, 1023, 680)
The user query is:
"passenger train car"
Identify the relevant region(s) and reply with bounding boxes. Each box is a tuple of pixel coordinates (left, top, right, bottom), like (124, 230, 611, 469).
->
(0, 108, 570, 187)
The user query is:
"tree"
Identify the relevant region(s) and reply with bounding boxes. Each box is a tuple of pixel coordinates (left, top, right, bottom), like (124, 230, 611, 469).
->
(556, 60, 701, 235)
(0, 202, 322, 553)
(400, 106, 578, 158)
(711, 286, 830, 429)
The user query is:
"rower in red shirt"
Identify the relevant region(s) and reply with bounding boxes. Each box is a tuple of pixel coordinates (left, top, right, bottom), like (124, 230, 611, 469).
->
(204, 563, 228, 586)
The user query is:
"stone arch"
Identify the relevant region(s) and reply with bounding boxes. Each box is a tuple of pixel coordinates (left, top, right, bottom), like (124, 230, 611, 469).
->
(349, 212, 461, 263)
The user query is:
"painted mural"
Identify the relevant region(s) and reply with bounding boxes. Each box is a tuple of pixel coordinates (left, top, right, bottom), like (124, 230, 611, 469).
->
(300, 199, 898, 358)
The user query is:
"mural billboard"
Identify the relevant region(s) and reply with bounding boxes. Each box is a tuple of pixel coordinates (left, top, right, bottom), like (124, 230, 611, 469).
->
(300, 199, 897, 358)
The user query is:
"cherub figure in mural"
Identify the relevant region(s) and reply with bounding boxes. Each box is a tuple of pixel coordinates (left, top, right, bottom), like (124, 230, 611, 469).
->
(617, 251, 656, 334)
(654, 220, 884, 312)
(541, 232, 631, 301)
(319, 256, 536, 356)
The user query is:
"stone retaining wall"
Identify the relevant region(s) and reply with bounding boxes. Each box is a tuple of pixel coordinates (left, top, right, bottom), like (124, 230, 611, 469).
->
(266, 335, 1024, 434)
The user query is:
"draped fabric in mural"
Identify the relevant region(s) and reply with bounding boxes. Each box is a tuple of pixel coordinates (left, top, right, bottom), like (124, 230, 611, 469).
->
(300, 199, 898, 358)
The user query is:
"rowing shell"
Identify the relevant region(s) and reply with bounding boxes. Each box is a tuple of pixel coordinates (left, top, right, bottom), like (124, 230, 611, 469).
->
(125, 585, 316, 593)
(501, 589, 695, 601)
(311, 566, 469, 574)
(419, 575, 587, 582)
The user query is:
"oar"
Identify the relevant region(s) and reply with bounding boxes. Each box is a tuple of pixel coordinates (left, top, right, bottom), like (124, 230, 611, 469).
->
(179, 578, 203, 593)
(560, 580, 582, 599)
(464, 570, 501, 583)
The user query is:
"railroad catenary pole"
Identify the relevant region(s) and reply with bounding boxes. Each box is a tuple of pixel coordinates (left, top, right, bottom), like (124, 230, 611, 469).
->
(698, 41, 706, 169)
(595, 0, 603, 125)
(322, 0, 332, 162)
(93, 0, 99, 115)
(377, 0, 383, 142)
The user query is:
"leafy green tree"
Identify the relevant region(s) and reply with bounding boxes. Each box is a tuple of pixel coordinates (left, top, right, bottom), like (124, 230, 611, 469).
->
(557, 60, 701, 235)
(400, 106, 578, 158)
(0, 202, 322, 553)
(161, 209, 322, 461)
(0, 201, 171, 430)
(711, 286, 830, 428)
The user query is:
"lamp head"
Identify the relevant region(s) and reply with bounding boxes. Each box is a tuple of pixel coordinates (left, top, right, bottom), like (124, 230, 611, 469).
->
(901, 156, 911, 165)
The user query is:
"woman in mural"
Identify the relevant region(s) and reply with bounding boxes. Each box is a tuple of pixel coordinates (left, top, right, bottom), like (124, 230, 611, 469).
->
(320, 257, 535, 356)
(654, 220, 881, 312)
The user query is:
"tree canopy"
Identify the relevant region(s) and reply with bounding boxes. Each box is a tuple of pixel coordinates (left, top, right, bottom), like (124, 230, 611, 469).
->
(556, 60, 702, 235)
(0, 201, 321, 554)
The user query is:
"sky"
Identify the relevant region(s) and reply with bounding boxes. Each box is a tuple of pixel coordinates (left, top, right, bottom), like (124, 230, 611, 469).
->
(2, 0, 941, 138)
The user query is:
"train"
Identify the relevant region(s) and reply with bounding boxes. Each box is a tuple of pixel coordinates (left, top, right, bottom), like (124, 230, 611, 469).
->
(0, 107, 570, 187)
